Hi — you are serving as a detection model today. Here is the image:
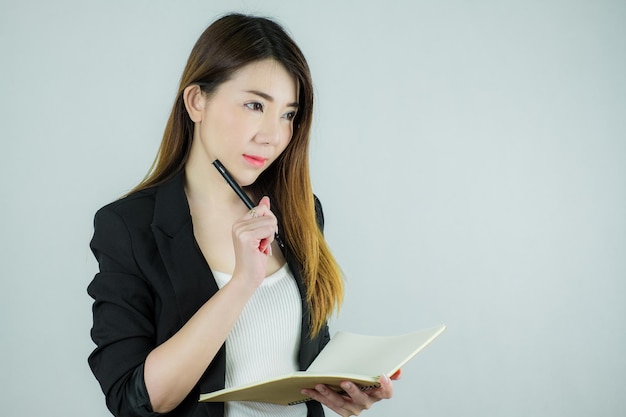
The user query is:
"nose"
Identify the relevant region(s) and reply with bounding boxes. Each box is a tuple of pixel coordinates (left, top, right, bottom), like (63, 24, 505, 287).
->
(256, 116, 282, 145)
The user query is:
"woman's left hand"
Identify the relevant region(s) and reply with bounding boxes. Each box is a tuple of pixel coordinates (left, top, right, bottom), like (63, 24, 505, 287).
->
(301, 370, 401, 416)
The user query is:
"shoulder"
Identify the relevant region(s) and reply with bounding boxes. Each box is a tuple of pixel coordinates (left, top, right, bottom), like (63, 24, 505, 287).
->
(90, 188, 160, 268)
(94, 188, 158, 228)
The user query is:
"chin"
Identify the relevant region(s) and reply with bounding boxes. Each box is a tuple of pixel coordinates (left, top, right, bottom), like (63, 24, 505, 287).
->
(239, 172, 262, 187)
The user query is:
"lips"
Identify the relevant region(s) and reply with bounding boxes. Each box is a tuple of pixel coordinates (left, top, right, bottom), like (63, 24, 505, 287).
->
(242, 154, 268, 168)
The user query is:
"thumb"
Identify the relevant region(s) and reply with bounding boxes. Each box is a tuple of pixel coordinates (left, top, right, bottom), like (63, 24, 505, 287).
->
(258, 196, 270, 209)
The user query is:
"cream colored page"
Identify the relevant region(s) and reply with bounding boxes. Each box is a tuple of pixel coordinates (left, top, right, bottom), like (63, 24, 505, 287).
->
(307, 325, 446, 376)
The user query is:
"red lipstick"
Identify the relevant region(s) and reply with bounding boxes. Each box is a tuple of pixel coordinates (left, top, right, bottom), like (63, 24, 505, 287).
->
(242, 154, 267, 168)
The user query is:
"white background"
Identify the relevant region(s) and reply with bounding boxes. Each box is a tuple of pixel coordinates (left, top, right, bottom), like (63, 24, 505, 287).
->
(1, 0, 625, 416)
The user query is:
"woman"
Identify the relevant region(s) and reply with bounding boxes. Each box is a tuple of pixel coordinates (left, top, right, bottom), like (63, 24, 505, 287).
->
(88, 13, 395, 417)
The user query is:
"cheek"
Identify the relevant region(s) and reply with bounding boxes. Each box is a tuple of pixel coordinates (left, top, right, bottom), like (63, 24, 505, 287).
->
(216, 109, 242, 134)
(281, 124, 294, 145)
(278, 131, 294, 155)
(203, 108, 250, 147)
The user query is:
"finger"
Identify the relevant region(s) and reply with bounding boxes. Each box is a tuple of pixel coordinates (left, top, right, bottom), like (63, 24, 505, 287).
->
(247, 196, 272, 220)
(367, 374, 394, 400)
(309, 382, 377, 416)
(339, 381, 376, 410)
(248, 207, 259, 219)
(259, 237, 273, 256)
(301, 385, 357, 417)
(233, 216, 276, 248)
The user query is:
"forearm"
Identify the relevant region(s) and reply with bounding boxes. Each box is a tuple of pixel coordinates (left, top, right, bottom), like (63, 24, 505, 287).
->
(144, 278, 255, 413)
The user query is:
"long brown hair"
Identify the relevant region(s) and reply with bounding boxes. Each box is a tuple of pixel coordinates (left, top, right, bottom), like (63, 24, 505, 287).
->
(131, 13, 343, 337)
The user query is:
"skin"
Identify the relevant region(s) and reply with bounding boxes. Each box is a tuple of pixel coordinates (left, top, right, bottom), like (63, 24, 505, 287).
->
(303, 370, 401, 417)
(142, 58, 395, 415)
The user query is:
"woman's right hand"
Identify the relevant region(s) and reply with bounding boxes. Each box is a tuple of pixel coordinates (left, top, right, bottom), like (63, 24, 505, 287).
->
(230, 196, 277, 287)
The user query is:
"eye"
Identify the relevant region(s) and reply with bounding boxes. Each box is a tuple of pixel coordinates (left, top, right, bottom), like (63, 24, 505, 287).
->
(245, 102, 264, 112)
(283, 111, 297, 121)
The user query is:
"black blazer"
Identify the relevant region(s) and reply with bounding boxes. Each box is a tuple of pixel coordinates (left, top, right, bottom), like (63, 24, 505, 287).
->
(88, 171, 330, 417)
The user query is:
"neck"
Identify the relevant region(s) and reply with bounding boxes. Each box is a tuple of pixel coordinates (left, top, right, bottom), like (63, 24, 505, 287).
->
(184, 154, 245, 212)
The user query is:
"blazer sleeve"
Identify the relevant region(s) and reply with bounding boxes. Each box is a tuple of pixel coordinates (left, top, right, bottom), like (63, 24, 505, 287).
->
(87, 206, 161, 417)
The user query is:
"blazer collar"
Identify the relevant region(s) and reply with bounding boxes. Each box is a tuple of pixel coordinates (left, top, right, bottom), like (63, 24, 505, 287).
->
(152, 170, 190, 238)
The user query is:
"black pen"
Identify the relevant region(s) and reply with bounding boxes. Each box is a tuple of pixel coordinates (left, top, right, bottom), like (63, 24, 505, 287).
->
(212, 159, 285, 251)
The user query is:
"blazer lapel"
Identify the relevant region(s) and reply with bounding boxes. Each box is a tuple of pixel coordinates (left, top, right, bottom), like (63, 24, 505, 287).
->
(150, 172, 219, 324)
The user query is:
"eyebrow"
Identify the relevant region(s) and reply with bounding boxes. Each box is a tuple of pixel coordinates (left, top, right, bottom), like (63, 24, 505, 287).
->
(245, 90, 299, 108)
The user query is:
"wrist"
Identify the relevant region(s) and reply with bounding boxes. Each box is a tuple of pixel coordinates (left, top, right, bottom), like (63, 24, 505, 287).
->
(224, 274, 258, 299)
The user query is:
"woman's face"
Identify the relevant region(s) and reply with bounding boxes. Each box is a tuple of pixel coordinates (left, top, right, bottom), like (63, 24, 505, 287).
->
(188, 59, 299, 186)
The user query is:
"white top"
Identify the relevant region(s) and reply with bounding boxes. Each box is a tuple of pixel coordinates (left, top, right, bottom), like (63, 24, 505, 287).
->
(212, 263, 307, 417)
